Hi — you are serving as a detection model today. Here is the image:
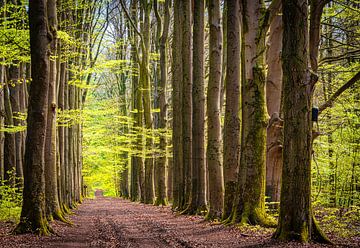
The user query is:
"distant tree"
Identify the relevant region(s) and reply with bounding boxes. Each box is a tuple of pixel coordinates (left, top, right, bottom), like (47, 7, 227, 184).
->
(154, 0, 170, 206)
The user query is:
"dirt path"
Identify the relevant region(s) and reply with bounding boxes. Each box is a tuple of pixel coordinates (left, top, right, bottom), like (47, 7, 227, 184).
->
(0, 197, 358, 247)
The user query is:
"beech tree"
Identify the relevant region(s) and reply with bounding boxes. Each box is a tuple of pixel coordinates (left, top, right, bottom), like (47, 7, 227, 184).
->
(222, 0, 241, 220)
(15, 0, 51, 234)
(206, 0, 224, 220)
(186, 0, 207, 214)
(273, 0, 330, 243)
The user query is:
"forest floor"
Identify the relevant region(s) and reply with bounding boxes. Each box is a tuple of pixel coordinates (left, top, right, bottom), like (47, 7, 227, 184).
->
(0, 197, 359, 248)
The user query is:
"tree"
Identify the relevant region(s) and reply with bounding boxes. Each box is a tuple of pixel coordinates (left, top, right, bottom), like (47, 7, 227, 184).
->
(265, 2, 283, 203)
(206, 0, 224, 220)
(185, 0, 207, 214)
(171, 0, 184, 210)
(181, 0, 193, 211)
(45, 0, 64, 221)
(273, 0, 330, 243)
(154, 0, 170, 206)
(14, 0, 51, 234)
(230, 0, 277, 226)
(222, 0, 241, 220)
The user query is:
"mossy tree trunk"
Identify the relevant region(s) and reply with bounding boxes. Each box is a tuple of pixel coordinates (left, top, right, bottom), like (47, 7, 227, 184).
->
(206, 0, 224, 220)
(222, 0, 241, 220)
(14, 0, 51, 234)
(185, 0, 207, 215)
(230, 0, 273, 226)
(273, 0, 330, 243)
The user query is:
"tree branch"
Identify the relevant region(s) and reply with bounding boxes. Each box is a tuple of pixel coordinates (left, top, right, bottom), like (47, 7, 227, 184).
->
(319, 70, 360, 114)
(120, 0, 142, 39)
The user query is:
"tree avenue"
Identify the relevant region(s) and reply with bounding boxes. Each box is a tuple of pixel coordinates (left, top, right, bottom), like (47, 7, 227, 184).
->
(0, 0, 359, 245)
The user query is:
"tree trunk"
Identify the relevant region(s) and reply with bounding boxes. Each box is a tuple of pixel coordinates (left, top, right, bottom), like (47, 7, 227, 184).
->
(265, 4, 283, 204)
(57, 61, 66, 208)
(3, 73, 16, 186)
(206, 0, 224, 220)
(0, 64, 4, 181)
(154, 0, 170, 206)
(141, 1, 154, 205)
(273, 0, 330, 243)
(14, 0, 51, 234)
(128, 0, 141, 202)
(45, 0, 63, 221)
(222, 0, 241, 220)
(171, 0, 184, 210)
(185, 0, 207, 214)
(9, 65, 23, 185)
(230, 0, 272, 226)
(180, 0, 193, 211)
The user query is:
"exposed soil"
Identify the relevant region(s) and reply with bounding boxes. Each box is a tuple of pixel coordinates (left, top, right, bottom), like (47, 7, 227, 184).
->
(0, 197, 359, 248)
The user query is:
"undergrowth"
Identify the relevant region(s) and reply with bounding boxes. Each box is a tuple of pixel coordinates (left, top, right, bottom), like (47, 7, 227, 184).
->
(314, 205, 360, 238)
(0, 176, 22, 223)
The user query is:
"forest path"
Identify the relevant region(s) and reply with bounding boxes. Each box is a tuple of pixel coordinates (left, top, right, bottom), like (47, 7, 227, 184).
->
(0, 197, 349, 247)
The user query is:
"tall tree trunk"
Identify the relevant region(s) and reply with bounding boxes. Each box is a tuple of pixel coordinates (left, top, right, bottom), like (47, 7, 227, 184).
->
(0, 64, 5, 181)
(129, 0, 141, 202)
(185, 0, 207, 214)
(222, 0, 241, 220)
(171, 0, 184, 210)
(45, 0, 63, 221)
(4, 72, 16, 186)
(206, 0, 224, 220)
(273, 0, 330, 243)
(9, 65, 23, 185)
(154, 0, 170, 206)
(141, 1, 154, 205)
(181, 0, 193, 211)
(58, 61, 66, 208)
(230, 0, 272, 226)
(14, 0, 51, 234)
(265, 4, 283, 203)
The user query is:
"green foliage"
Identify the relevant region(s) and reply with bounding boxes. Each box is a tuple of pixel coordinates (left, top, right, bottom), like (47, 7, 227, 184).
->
(0, 2, 30, 66)
(315, 205, 360, 238)
(0, 175, 22, 223)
